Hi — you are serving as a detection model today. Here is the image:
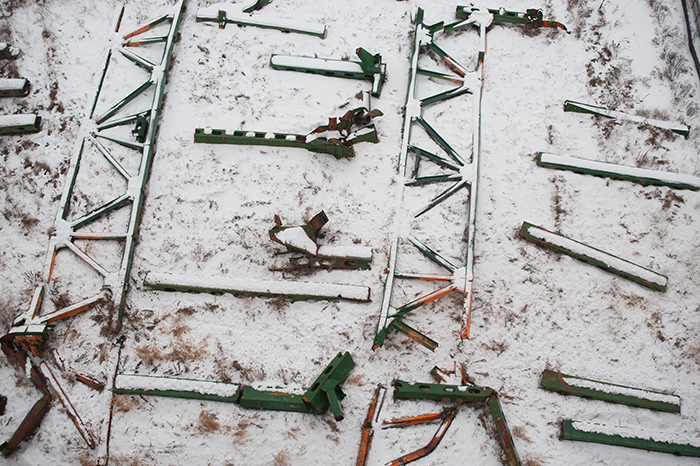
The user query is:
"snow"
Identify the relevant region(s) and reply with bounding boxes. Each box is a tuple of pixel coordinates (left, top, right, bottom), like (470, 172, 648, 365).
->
(2, 0, 700, 465)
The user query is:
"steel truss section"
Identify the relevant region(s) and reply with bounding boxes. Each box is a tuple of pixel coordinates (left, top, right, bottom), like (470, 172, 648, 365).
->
(1, 1, 187, 459)
(7, 1, 187, 356)
(375, 6, 567, 350)
(374, 7, 485, 351)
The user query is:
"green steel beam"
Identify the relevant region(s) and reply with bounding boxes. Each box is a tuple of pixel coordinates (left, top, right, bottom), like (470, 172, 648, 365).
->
(302, 352, 355, 420)
(237, 386, 309, 413)
(537, 152, 700, 190)
(393, 380, 493, 402)
(196, 1, 326, 38)
(541, 369, 680, 413)
(270, 47, 387, 96)
(0, 114, 41, 135)
(519, 222, 668, 291)
(145, 271, 371, 302)
(564, 100, 690, 137)
(194, 107, 381, 159)
(114, 374, 241, 403)
(561, 420, 700, 457)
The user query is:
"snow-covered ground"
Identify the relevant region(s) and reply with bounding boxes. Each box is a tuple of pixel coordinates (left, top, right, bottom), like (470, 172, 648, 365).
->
(1, 0, 699, 465)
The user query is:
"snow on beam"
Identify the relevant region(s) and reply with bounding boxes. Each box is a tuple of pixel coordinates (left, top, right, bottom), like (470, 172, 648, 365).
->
(114, 373, 241, 403)
(541, 369, 681, 413)
(145, 271, 372, 302)
(561, 420, 700, 457)
(538, 152, 700, 191)
(519, 222, 668, 291)
(564, 100, 690, 137)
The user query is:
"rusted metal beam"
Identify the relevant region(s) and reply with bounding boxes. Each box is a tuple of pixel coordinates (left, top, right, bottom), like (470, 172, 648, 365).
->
(356, 385, 385, 466)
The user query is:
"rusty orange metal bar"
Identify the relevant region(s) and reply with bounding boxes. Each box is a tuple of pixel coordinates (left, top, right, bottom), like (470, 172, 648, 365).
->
(356, 385, 384, 466)
(386, 407, 457, 466)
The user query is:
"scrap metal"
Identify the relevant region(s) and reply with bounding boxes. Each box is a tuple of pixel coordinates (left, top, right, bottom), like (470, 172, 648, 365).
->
(270, 211, 373, 270)
(375, 5, 568, 350)
(270, 47, 387, 96)
(356, 385, 385, 466)
(0, 42, 21, 60)
(197, 0, 326, 38)
(541, 369, 681, 413)
(538, 152, 700, 191)
(1, 1, 187, 459)
(561, 420, 700, 457)
(5, 0, 186, 356)
(194, 106, 382, 159)
(116, 352, 355, 420)
(386, 407, 458, 466)
(0, 78, 30, 97)
(0, 335, 51, 457)
(0, 114, 41, 135)
(393, 379, 521, 466)
(145, 271, 371, 302)
(519, 221, 668, 291)
(564, 100, 690, 137)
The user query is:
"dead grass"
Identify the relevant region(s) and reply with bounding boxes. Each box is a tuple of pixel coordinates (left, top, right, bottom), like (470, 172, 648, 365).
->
(273, 450, 290, 466)
(198, 410, 221, 433)
(113, 395, 139, 413)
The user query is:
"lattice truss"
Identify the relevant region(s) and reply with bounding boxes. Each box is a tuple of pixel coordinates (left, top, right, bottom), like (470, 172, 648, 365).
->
(6, 1, 186, 356)
(374, 5, 567, 351)
(373, 7, 487, 352)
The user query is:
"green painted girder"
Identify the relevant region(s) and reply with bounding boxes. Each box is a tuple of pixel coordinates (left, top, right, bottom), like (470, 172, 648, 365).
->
(393, 380, 493, 402)
(196, 1, 326, 38)
(237, 386, 309, 413)
(537, 152, 700, 190)
(564, 100, 690, 137)
(450, 5, 568, 32)
(145, 271, 371, 302)
(0, 114, 41, 135)
(114, 374, 242, 403)
(302, 351, 355, 420)
(194, 107, 381, 159)
(561, 420, 700, 457)
(270, 47, 387, 97)
(540, 369, 681, 413)
(487, 394, 521, 466)
(194, 127, 355, 158)
(519, 222, 668, 291)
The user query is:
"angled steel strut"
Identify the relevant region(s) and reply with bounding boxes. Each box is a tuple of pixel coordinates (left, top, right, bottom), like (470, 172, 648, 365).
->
(270, 211, 373, 270)
(375, 6, 568, 350)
